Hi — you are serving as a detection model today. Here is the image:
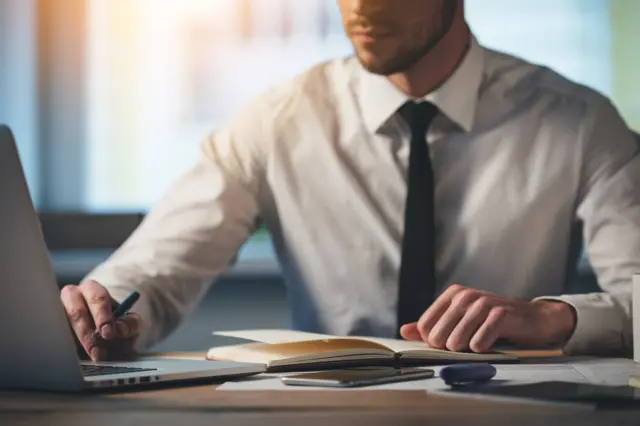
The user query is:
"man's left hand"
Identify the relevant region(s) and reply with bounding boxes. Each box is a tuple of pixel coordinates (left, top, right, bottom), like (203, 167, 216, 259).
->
(399, 284, 577, 352)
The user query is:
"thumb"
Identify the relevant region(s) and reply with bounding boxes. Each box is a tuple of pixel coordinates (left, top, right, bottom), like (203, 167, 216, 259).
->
(399, 322, 422, 341)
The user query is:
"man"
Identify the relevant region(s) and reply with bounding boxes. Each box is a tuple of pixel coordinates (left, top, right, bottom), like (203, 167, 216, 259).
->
(61, 0, 639, 362)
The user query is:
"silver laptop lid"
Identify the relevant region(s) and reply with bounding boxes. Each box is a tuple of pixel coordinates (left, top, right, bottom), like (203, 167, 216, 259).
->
(0, 125, 86, 391)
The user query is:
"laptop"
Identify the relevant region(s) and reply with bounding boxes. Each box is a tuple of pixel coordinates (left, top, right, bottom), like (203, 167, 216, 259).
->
(0, 125, 264, 391)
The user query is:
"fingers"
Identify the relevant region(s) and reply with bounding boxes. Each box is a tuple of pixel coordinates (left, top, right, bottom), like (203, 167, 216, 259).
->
(446, 297, 493, 352)
(413, 295, 452, 343)
(470, 307, 509, 353)
(79, 281, 142, 339)
(79, 280, 115, 340)
(416, 286, 479, 348)
(114, 313, 143, 340)
(93, 313, 142, 361)
(60, 281, 143, 362)
(60, 285, 101, 361)
(399, 323, 421, 341)
(401, 284, 525, 353)
(427, 288, 481, 348)
(400, 284, 465, 341)
(102, 314, 142, 361)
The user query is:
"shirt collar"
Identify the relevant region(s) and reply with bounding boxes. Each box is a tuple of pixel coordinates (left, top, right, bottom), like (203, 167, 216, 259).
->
(358, 34, 484, 134)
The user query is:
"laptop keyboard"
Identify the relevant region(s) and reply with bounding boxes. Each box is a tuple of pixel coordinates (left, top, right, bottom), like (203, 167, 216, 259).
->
(81, 364, 157, 377)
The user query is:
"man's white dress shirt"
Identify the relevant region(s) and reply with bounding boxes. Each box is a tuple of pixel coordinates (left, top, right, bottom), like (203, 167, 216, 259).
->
(87, 36, 640, 355)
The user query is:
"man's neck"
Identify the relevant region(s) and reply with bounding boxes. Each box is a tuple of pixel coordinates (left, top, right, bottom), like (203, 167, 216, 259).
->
(388, 16, 471, 99)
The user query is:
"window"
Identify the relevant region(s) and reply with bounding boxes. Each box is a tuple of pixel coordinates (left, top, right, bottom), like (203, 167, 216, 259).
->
(0, 0, 39, 204)
(1, 0, 639, 241)
(467, 0, 613, 96)
(86, 0, 353, 211)
(82, 0, 638, 212)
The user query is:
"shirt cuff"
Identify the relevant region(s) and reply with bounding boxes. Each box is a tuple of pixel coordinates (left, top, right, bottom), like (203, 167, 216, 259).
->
(533, 293, 629, 356)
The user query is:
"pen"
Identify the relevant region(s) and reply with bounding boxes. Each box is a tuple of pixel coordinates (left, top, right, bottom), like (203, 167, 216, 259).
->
(92, 291, 140, 340)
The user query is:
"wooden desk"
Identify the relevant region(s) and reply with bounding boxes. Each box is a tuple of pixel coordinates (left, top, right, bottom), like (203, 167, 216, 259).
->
(0, 352, 637, 426)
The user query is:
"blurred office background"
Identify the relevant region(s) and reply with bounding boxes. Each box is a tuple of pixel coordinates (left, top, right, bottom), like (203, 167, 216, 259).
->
(1, 0, 639, 352)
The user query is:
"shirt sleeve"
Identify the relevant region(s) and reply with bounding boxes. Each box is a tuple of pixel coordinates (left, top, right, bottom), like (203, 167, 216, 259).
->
(537, 99, 640, 356)
(84, 103, 267, 350)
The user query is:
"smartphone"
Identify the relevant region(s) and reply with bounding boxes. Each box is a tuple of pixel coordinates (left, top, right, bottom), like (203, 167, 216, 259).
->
(281, 367, 435, 388)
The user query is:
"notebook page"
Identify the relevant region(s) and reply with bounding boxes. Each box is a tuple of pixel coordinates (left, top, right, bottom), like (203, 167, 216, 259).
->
(214, 329, 336, 344)
(351, 336, 441, 353)
(215, 330, 445, 353)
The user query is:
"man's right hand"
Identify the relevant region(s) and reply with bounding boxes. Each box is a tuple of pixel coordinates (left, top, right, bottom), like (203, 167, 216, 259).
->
(60, 280, 142, 361)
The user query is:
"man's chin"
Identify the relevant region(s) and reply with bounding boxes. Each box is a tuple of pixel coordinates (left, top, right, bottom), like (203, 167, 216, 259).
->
(356, 55, 396, 76)
(355, 50, 418, 76)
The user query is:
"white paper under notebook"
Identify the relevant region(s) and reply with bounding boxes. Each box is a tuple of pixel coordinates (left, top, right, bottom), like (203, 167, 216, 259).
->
(207, 329, 519, 372)
(217, 363, 592, 392)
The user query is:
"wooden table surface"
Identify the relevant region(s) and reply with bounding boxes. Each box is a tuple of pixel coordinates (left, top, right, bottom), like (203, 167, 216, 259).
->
(1, 351, 638, 426)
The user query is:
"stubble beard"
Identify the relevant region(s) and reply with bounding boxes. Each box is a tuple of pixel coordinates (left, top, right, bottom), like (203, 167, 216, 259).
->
(356, 2, 458, 76)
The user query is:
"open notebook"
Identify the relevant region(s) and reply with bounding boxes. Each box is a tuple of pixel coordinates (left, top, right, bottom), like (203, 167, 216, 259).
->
(206, 329, 519, 372)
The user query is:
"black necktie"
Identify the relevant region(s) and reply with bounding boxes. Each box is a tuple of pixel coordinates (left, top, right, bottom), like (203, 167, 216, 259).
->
(397, 101, 439, 335)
